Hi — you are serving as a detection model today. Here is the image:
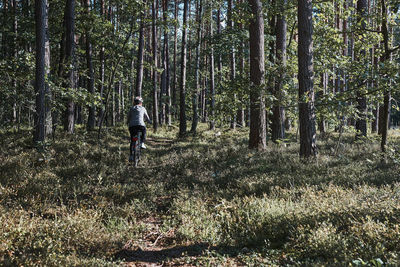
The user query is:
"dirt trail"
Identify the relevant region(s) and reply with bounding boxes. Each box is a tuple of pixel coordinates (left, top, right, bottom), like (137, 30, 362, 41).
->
(116, 215, 208, 266)
(117, 136, 208, 266)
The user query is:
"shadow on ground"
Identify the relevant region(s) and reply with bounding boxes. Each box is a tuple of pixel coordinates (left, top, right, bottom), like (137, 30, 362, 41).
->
(115, 243, 207, 263)
(115, 243, 239, 264)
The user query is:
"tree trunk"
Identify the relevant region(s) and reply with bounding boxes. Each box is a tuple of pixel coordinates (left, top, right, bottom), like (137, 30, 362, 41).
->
(298, 0, 317, 157)
(380, 0, 390, 153)
(217, 8, 222, 81)
(248, 0, 267, 150)
(209, 8, 216, 131)
(179, 0, 189, 136)
(228, 0, 237, 129)
(173, 0, 178, 117)
(152, 0, 159, 131)
(271, 0, 287, 142)
(162, 0, 172, 126)
(317, 73, 326, 134)
(11, 0, 17, 126)
(135, 14, 145, 98)
(191, 0, 202, 134)
(44, 0, 52, 136)
(85, 0, 96, 130)
(97, 0, 105, 125)
(237, 0, 246, 127)
(355, 0, 368, 137)
(63, 0, 76, 133)
(34, 0, 47, 142)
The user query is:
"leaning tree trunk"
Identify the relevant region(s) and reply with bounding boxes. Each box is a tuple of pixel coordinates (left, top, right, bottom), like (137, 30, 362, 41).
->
(179, 0, 189, 136)
(63, 0, 76, 133)
(85, 0, 96, 131)
(298, 0, 317, 157)
(248, 0, 267, 150)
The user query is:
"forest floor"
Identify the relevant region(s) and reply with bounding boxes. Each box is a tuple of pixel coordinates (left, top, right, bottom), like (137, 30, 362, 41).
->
(1, 124, 400, 266)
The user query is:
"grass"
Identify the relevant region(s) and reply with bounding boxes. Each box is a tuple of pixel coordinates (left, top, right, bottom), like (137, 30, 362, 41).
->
(1, 123, 400, 266)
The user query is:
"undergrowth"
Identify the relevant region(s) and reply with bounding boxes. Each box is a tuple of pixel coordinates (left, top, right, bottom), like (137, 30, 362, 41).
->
(0, 124, 399, 266)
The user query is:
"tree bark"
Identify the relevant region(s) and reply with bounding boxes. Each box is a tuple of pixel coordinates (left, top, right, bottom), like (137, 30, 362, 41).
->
(190, 0, 202, 134)
(209, 7, 216, 131)
(44, 0, 52, 136)
(355, 0, 368, 137)
(135, 11, 145, 98)
(179, 0, 189, 136)
(248, 0, 267, 150)
(217, 8, 222, 81)
(298, 0, 317, 157)
(228, 0, 237, 129)
(85, 0, 96, 131)
(34, 0, 47, 142)
(173, 0, 178, 117)
(271, 0, 287, 142)
(97, 0, 105, 126)
(162, 0, 172, 126)
(63, 0, 76, 133)
(152, 0, 159, 131)
(380, 0, 390, 153)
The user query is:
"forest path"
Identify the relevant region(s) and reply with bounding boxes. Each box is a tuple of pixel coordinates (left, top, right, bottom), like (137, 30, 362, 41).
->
(115, 133, 212, 266)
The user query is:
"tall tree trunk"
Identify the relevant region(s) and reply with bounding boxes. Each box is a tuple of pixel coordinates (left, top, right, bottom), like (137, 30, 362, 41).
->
(63, 0, 76, 133)
(217, 7, 222, 81)
(298, 0, 317, 157)
(85, 0, 96, 130)
(173, 0, 178, 118)
(355, 0, 368, 137)
(271, 0, 287, 142)
(371, 45, 378, 133)
(179, 0, 189, 136)
(98, 0, 105, 125)
(152, 0, 159, 131)
(228, 0, 237, 129)
(209, 7, 216, 131)
(11, 0, 17, 125)
(237, 0, 245, 127)
(2, 0, 8, 59)
(34, 0, 48, 142)
(380, 0, 390, 153)
(44, 0, 52, 135)
(248, 0, 267, 150)
(135, 12, 145, 97)
(162, 0, 172, 126)
(317, 73, 326, 134)
(266, 5, 276, 137)
(190, 0, 202, 134)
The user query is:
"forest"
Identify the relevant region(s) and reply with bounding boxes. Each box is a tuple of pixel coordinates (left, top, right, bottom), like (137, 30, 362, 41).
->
(1, 0, 400, 265)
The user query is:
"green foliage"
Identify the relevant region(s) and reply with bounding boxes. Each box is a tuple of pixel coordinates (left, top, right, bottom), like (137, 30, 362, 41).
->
(1, 125, 400, 265)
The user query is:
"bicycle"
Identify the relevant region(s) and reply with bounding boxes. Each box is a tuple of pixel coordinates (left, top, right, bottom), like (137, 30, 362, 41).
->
(129, 131, 142, 167)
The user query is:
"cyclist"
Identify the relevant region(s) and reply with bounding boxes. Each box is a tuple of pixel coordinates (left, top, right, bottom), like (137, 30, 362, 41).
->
(127, 96, 151, 161)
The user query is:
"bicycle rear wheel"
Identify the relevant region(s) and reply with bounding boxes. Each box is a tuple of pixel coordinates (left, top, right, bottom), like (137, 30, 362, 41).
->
(134, 132, 142, 167)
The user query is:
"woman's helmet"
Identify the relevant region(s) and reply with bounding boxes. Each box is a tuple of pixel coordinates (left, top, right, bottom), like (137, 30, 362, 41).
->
(134, 96, 143, 105)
